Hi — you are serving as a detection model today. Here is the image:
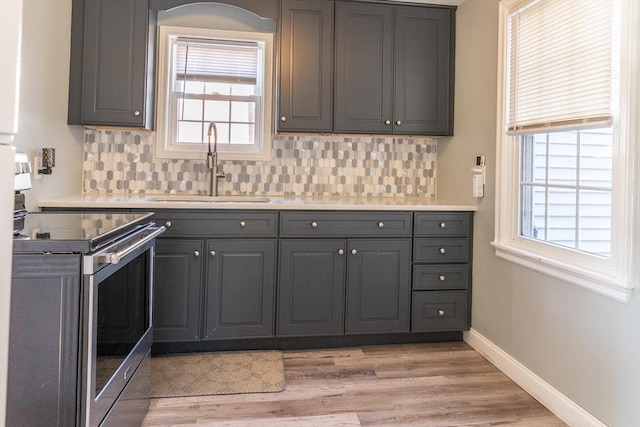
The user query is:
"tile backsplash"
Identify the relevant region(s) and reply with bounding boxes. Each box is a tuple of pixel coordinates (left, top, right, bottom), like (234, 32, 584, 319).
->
(83, 130, 437, 198)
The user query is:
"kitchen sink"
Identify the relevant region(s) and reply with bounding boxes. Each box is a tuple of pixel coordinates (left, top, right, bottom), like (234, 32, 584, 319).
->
(147, 195, 271, 203)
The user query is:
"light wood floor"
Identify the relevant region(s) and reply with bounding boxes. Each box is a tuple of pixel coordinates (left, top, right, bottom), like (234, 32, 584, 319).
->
(142, 342, 565, 426)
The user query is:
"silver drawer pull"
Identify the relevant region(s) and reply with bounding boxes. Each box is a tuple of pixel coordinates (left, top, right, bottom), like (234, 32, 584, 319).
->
(194, 250, 200, 257)
(377, 221, 384, 228)
(338, 249, 344, 255)
(311, 221, 318, 228)
(384, 119, 391, 125)
(440, 222, 446, 229)
(439, 248, 446, 254)
(439, 275, 446, 282)
(240, 221, 246, 227)
(280, 116, 287, 122)
(351, 249, 357, 255)
(133, 110, 141, 117)
(438, 309, 445, 317)
(165, 221, 172, 228)
(210, 250, 216, 256)
(396, 120, 402, 126)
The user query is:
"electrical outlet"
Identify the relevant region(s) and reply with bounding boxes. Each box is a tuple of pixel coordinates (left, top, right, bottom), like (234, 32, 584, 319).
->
(33, 156, 41, 180)
(473, 174, 484, 198)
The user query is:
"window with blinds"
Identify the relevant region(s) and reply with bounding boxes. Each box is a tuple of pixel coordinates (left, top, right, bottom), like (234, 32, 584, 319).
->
(155, 26, 274, 160)
(494, 0, 638, 301)
(506, 0, 617, 135)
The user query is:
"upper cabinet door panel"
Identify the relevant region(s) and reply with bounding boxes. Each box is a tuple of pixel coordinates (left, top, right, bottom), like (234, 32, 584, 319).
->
(82, 0, 150, 127)
(334, 2, 393, 134)
(279, 0, 333, 132)
(394, 7, 453, 135)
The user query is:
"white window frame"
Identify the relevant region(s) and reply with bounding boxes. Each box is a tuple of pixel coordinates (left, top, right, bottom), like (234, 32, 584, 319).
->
(493, 0, 639, 303)
(155, 25, 274, 161)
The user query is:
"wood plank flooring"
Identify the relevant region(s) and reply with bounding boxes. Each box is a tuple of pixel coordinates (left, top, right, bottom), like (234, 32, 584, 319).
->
(142, 342, 565, 426)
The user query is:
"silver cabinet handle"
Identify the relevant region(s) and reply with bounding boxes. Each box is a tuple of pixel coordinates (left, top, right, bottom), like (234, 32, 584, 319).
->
(396, 120, 402, 126)
(210, 250, 216, 256)
(280, 116, 287, 122)
(134, 110, 141, 117)
(439, 248, 446, 254)
(311, 221, 318, 228)
(384, 120, 391, 125)
(165, 221, 172, 228)
(440, 222, 446, 229)
(377, 221, 384, 228)
(351, 249, 357, 255)
(338, 249, 344, 255)
(438, 309, 445, 317)
(194, 250, 200, 257)
(240, 221, 246, 228)
(439, 275, 446, 282)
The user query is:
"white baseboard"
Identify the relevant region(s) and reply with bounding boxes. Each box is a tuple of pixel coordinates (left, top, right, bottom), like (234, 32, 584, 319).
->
(463, 328, 607, 427)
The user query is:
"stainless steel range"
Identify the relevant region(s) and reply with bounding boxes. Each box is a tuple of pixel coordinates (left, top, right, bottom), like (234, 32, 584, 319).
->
(9, 210, 164, 427)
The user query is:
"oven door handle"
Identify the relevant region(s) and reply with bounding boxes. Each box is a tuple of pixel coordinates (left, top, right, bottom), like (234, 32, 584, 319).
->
(97, 226, 165, 265)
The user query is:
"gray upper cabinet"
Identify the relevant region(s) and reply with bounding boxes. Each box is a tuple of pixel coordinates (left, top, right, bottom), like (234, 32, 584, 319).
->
(68, 0, 155, 128)
(279, 0, 334, 132)
(334, 2, 454, 135)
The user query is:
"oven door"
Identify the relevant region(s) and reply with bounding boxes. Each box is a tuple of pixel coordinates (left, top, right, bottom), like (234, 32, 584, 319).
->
(82, 226, 164, 427)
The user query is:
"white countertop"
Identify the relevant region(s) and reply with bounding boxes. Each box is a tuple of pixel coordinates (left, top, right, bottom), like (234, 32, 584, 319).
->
(38, 194, 477, 212)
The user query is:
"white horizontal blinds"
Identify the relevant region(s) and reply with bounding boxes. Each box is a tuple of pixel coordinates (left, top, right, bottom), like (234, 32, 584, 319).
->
(175, 37, 258, 84)
(507, 0, 615, 135)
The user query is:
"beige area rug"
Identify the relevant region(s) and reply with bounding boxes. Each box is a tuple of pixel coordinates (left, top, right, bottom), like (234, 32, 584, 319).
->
(149, 351, 286, 398)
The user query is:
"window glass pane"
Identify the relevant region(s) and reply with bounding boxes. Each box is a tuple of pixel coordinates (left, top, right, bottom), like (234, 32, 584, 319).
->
(216, 123, 230, 144)
(204, 100, 230, 122)
(546, 188, 577, 249)
(230, 102, 255, 123)
(230, 124, 254, 145)
(579, 129, 612, 188)
(578, 190, 611, 256)
(177, 121, 204, 143)
(231, 83, 256, 96)
(206, 82, 231, 95)
(547, 131, 577, 186)
(177, 98, 203, 121)
(183, 80, 205, 94)
(532, 133, 547, 183)
(520, 184, 546, 241)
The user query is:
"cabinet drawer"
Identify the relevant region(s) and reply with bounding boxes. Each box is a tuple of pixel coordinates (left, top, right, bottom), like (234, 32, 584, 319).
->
(154, 211, 278, 237)
(413, 238, 469, 263)
(414, 212, 471, 237)
(411, 290, 468, 332)
(280, 211, 412, 237)
(412, 265, 469, 290)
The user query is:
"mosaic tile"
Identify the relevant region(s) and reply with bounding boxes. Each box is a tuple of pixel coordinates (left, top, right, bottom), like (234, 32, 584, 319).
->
(82, 130, 437, 198)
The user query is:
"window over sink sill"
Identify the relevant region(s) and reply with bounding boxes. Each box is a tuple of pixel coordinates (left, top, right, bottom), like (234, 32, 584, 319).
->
(493, 0, 639, 303)
(155, 25, 274, 161)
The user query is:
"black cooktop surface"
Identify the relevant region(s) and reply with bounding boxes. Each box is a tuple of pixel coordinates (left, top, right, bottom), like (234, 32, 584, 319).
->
(13, 212, 155, 254)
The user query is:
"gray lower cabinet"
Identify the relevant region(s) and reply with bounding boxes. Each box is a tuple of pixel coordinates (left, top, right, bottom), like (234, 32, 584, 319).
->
(278, 212, 413, 337)
(8, 255, 81, 427)
(277, 239, 346, 336)
(346, 239, 411, 334)
(205, 239, 276, 339)
(411, 212, 473, 332)
(154, 239, 203, 342)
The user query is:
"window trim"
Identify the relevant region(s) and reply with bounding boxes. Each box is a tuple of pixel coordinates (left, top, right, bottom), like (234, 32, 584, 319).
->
(493, 0, 639, 303)
(155, 25, 274, 161)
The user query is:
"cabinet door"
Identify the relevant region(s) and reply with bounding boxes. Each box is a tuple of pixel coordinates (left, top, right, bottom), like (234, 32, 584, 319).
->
(8, 255, 81, 427)
(81, 0, 152, 127)
(279, 0, 333, 132)
(394, 6, 454, 135)
(154, 239, 203, 342)
(334, 2, 393, 134)
(205, 239, 276, 339)
(278, 239, 346, 336)
(346, 239, 411, 334)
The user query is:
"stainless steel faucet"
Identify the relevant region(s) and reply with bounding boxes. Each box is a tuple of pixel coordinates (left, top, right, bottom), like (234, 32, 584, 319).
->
(207, 122, 225, 197)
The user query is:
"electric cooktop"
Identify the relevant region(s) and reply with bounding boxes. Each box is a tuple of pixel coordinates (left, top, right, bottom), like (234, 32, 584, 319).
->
(12, 212, 155, 254)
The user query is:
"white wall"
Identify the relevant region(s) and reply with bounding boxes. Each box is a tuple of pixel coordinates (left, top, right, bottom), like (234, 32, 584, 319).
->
(437, 0, 640, 425)
(13, 0, 83, 212)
